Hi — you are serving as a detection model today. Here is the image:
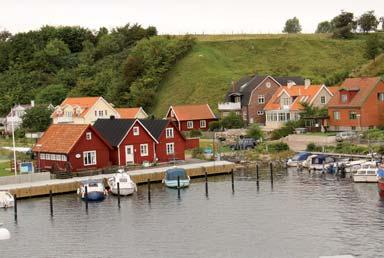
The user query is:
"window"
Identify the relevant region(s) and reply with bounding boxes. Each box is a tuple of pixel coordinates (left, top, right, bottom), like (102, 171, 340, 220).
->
(99, 110, 103, 117)
(351, 126, 356, 131)
(320, 96, 326, 104)
(66, 111, 72, 117)
(166, 143, 175, 155)
(61, 155, 67, 162)
(83, 151, 96, 166)
(258, 95, 265, 104)
(166, 128, 174, 138)
(187, 121, 193, 129)
(341, 94, 348, 103)
(378, 93, 384, 101)
(105, 110, 108, 116)
(349, 111, 357, 120)
(272, 113, 277, 121)
(40, 153, 46, 160)
(45, 154, 51, 160)
(279, 113, 286, 121)
(55, 154, 61, 161)
(94, 110, 97, 117)
(334, 111, 340, 120)
(86, 132, 92, 140)
(140, 144, 148, 156)
(257, 111, 264, 115)
(133, 126, 140, 136)
(235, 96, 241, 103)
(51, 154, 56, 161)
(200, 120, 206, 128)
(282, 97, 290, 106)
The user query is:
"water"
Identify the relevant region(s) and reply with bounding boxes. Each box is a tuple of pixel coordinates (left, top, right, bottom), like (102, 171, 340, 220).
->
(1, 168, 383, 258)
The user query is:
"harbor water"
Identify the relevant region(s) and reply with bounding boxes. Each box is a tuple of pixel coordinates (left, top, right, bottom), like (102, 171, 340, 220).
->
(1, 168, 383, 258)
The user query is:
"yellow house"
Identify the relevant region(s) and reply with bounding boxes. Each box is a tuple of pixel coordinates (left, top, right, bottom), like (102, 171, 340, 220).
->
(52, 97, 120, 125)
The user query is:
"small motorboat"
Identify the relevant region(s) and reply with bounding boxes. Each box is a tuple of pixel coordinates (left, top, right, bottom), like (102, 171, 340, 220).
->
(353, 161, 378, 183)
(287, 152, 312, 167)
(377, 165, 384, 198)
(0, 191, 14, 208)
(302, 154, 336, 171)
(163, 167, 190, 188)
(108, 169, 137, 196)
(77, 180, 107, 202)
(343, 159, 368, 173)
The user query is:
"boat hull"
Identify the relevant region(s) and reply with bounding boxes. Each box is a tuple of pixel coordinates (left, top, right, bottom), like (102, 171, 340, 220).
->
(81, 191, 106, 202)
(353, 175, 377, 183)
(110, 187, 135, 196)
(164, 179, 190, 188)
(378, 179, 384, 198)
(0, 192, 15, 208)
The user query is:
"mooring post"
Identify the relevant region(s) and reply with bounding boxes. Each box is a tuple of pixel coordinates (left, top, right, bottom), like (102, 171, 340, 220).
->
(85, 185, 88, 212)
(177, 176, 181, 199)
(117, 182, 121, 208)
(147, 178, 151, 203)
(322, 162, 325, 174)
(270, 162, 273, 184)
(205, 169, 208, 197)
(231, 169, 234, 194)
(256, 164, 260, 188)
(49, 190, 53, 217)
(14, 194, 17, 221)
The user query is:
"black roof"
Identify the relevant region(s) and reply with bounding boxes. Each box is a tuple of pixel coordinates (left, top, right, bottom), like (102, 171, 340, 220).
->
(93, 119, 135, 147)
(139, 119, 169, 140)
(226, 75, 305, 106)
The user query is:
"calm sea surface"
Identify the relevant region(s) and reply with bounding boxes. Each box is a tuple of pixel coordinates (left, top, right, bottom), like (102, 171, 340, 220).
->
(1, 168, 383, 258)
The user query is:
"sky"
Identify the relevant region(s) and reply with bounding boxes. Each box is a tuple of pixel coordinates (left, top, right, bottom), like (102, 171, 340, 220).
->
(1, 0, 384, 34)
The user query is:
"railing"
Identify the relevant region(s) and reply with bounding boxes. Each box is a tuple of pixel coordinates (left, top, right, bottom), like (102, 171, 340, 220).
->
(218, 102, 241, 111)
(56, 116, 73, 123)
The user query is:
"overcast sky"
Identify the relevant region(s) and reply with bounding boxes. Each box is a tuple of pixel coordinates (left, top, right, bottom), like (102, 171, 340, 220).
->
(1, 0, 384, 34)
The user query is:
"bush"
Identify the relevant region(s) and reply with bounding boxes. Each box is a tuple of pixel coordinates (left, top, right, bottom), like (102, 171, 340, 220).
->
(256, 142, 290, 153)
(221, 112, 245, 129)
(189, 129, 202, 138)
(271, 120, 304, 140)
(209, 121, 221, 131)
(191, 147, 204, 159)
(246, 124, 263, 140)
(306, 143, 322, 152)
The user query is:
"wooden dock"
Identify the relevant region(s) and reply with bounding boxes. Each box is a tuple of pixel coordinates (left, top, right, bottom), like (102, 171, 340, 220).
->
(0, 161, 235, 198)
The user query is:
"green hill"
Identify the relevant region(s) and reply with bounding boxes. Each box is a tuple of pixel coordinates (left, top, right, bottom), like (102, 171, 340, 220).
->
(152, 34, 371, 117)
(352, 53, 384, 77)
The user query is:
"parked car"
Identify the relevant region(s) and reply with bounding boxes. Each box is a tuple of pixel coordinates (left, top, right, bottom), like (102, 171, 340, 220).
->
(336, 131, 357, 142)
(229, 138, 257, 150)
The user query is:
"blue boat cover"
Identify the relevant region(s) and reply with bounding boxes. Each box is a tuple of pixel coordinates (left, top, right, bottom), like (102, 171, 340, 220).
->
(377, 169, 384, 177)
(165, 168, 188, 180)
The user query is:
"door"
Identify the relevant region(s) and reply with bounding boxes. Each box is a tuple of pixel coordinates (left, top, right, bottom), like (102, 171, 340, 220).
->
(125, 145, 134, 164)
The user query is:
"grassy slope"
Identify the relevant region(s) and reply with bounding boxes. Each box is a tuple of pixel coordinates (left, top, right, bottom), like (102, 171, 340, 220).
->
(152, 34, 368, 117)
(351, 53, 384, 77)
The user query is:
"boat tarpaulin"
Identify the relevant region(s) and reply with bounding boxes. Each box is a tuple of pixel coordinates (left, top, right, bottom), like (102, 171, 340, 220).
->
(377, 169, 384, 177)
(165, 168, 188, 180)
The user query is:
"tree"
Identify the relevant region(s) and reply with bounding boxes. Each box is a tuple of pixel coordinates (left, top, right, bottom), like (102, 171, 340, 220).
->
(332, 11, 357, 39)
(316, 21, 333, 33)
(380, 17, 384, 31)
(358, 11, 379, 33)
(246, 124, 263, 140)
(364, 34, 380, 61)
(22, 105, 52, 132)
(221, 112, 245, 129)
(35, 84, 68, 105)
(0, 30, 11, 41)
(283, 17, 302, 33)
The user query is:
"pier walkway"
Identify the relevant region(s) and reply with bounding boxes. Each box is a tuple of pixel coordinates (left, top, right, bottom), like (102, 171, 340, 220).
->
(0, 161, 235, 198)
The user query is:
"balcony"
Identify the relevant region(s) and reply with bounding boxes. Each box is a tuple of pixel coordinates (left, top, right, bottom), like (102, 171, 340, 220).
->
(56, 116, 74, 123)
(218, 102, 241, 111)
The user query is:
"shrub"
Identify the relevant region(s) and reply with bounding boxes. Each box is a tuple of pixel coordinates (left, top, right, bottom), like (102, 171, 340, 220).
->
(221, 112, 245, 129)
(271, 120, 304, 140)
(306, 143, 322, 152)
(256, 142, 290, 153)
(246, 124, 263, 140)
(209, 121, 221, 131)
(191, 147, 204, 159)
(189, 129, 202, 138)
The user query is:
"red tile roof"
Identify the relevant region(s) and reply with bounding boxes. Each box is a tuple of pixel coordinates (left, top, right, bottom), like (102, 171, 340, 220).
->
(264, 85, 323, 111)
(168, 104, 216, 121)
(54, 97, 100, 117)
(327, 77, 381, 108)
(32, 124, 113, 154)
(116, 108, 141, 119)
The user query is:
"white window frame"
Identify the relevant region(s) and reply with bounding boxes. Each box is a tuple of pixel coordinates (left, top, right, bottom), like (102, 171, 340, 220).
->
(341, 94, 348, 103)
(258, 95, 265, 104)
(40, 153, 46, 160)
(378, 93, 384, 101)
(166, 143, 175, 155)
(55, 154, 61, 161)
(334, 111, 340, 120)
(320, 96, 326, 104)
(140, 144, 148, 157)
(94, 110, 98, 117)
(133, 126, 140, 136)
(83, 151, 97, 166)
(98, 110, 103, 117)
(45, 154, 50, 160)
(200, 120, 206, 128)
(187, 121, 193, 129)
(166, 128, 174, 138)
(86, 132, 92, 140)
(61, 155, 67, 162)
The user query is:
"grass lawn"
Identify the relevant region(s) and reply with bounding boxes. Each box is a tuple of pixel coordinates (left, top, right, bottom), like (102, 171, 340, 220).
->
(151, 34, 378, 117)
(0, 160, 12, 177)
(0, 137, 36, 148)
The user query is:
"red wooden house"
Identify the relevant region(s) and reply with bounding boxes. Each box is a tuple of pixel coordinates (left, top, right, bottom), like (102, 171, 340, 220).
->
(165, 104, 217, 131)
(32, 124, 112, 172)
(93, 118, 188, 165)
(328, 77, 384, 131)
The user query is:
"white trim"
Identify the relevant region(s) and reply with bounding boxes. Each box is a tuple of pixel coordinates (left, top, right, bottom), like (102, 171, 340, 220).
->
(137, 107, 148, 118)
(118, 147, 121, 166)
(200, 120, 206, 128)
(117, 119, 159, 147)
(187, 121, 194, 129)
(205, 104, 217, 119)
(166, 127, 174, 138)
(140, 143, 149, 157)
(86, 132, 92, 140)
(125, 145, 134, 164)
(83, 150, 97, 166)
(166, 142, 175, 155)
(133, 126, 140, 136)
(248, 75, 283, 106)
(309, 84, 332, 105)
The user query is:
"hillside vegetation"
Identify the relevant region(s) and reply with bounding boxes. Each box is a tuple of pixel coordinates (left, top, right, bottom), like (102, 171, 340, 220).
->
(152, 34, 375, 116)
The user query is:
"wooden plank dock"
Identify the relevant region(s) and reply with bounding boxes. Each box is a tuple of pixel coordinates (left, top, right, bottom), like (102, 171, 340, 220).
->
(0, 161, 235, 198)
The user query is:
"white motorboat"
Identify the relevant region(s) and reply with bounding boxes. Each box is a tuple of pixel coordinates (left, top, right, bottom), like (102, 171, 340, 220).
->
(77, 180, 107, 202)
(163, 167, 190, 188)
(0, 191, 14, 208)
(343, 159, 368, 173)
(302, 154, 336, 170)
(287, 152, 312, 167)
(108, 170, 137, 196)
(353, 162, 378, 183)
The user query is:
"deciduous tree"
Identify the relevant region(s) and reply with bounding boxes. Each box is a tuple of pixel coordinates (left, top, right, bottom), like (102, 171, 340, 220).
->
(22, 105, 52, 132)
(358, 11, 379, 33)
(332, 11, 357, 39)
(283, 17, 302, 33)
(316, 21, 333, 33)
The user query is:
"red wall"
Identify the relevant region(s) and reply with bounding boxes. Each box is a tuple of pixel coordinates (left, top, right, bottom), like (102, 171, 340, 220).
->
(185, 138, 200, 150)
(155, 122, 186, 162)
(179, 119, 216, 131)
(118, 121, 156, 165)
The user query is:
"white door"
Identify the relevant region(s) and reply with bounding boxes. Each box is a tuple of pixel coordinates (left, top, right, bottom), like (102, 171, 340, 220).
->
(125, 145, 134, 164)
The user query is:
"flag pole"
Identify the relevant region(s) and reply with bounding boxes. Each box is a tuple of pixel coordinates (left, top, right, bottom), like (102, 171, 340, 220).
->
(11, 114, 17, 176)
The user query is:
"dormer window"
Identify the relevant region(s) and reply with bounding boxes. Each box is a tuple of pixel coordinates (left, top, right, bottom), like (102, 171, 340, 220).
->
(341, 94, 348, 103)
(282, 97, 290, 106)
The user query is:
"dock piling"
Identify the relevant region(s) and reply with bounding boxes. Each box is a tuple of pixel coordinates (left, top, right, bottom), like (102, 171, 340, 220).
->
(177, 176, 181, 199)
(205, 169, 208, 197)
(269, 162, 273, 184)
(49, 190, 53, 217)
(14, 194, 17, 221)
(117, 182, 121, 208)
(231, 169, 234, 194)
(147, 179, 151, 203)
(85, 186, 88, 212)
(256, 164, 259, 189)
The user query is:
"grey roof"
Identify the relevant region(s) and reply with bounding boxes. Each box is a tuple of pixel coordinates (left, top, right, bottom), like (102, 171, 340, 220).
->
(93, 119, 135, 147)
(139, 119, 169, 140)
(226, 75, 305, 106)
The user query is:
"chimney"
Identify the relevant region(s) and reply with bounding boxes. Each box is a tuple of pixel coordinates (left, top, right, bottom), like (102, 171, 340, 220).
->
(31, 100, 35, 107)
(287, 81, 296, 89)
(304, 79, 311, 89)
